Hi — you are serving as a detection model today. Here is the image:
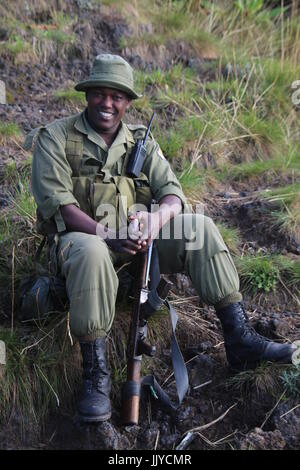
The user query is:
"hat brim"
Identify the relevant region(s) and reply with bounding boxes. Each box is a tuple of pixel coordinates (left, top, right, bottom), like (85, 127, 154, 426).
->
(74, 80, 142, 100)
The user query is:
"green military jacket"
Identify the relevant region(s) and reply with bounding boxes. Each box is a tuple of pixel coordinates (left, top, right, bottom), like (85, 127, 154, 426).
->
(29, 110, 187, 234)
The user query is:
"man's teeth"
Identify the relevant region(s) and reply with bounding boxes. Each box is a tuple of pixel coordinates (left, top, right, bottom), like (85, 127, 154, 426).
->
(99, 111, 113, 118)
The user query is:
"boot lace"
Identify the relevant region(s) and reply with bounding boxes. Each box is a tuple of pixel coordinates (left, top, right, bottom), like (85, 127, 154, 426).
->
(239, 304, 271, 344)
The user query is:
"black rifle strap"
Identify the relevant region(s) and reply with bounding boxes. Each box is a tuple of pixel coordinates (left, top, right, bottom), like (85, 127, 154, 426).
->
(34, 235, 47, 264)
(141, 299, 189, 414)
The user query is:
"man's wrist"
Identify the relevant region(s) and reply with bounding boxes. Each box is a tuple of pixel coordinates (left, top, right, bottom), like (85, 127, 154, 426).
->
(156, 202, 181, 229)
(96, 222, 113, 240)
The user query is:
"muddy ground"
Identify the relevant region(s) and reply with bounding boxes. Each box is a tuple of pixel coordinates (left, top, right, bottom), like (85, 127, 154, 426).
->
(0, 1, 299, 451)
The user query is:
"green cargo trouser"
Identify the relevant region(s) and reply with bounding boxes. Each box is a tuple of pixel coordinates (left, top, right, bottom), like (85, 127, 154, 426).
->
(56, 214, 242, 339)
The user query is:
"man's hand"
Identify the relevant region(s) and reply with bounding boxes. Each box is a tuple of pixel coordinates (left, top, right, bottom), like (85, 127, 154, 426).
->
(100, 223, 147, 256)
(130, 195, 183, 252)
(129, 211, 160, 251)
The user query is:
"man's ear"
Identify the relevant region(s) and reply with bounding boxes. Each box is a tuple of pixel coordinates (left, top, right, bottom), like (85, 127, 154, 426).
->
(126, 99, 132, 110)
(85, 90, 89, 102)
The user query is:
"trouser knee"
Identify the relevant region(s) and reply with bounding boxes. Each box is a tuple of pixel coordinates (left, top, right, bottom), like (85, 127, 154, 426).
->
(57, 233, 118, 338)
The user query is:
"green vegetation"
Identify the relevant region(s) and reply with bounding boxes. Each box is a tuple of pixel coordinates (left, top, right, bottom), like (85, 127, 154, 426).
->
(236, 254, 300, 295)
(262, 183, 300, 206)
(281, 365, 300, 398)
(225, 362, 286, 399)
(260, 180, 300, 241)
(53, 88, 86, 105)
(179, 166, 206, 193)
(0, 6, 77, 62)
(237, 255, 280, 293)
(2, 35, 32, 59)
(218, 149, 300, 182)
(118, 1, 219, 53)
(217, 223, 241, 254)
(0, 321, 81, 433)
(0, 122, 22, 143)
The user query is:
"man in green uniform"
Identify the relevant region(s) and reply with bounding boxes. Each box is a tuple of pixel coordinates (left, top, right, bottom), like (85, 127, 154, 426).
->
(30, 54, 296, 423)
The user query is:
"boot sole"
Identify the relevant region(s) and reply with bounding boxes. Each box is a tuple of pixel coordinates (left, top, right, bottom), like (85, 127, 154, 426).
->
(79, 411, 112, 423)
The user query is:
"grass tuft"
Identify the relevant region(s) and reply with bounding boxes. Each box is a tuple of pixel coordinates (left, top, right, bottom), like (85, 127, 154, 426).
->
(0, 122, 22, 143)
(216, 223, 241, 254)
(53, 88, 86, 105)
(225, 362, 287, 400)
(280, 365, 300, 398)
(237, 255, 280, 294)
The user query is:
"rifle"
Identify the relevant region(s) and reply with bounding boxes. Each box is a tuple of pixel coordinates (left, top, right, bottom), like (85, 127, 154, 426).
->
(121, 241, 172, 426)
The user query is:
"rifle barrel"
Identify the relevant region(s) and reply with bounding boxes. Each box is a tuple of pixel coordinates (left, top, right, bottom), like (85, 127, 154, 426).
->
(142, 112, 155, 145)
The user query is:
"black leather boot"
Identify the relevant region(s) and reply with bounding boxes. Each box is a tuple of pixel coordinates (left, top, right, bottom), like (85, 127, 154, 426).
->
(78, 338, 112, 422)
(216, 302, 296, 371)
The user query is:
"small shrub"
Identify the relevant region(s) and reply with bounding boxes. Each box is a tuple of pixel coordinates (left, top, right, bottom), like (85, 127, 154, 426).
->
(0, 122, 22, 142)
(216, 223, 241, 254)
(53, 88, 86, 105)
(280, 365, 300, 398)
(237, 255, 280, 293)
(179, 166, 205, 192)
(40, 29, 75, 45)
(237, 110, 284, 145)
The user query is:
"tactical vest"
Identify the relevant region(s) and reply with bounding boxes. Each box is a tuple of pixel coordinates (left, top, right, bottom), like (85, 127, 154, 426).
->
(27, 114, 153, 235)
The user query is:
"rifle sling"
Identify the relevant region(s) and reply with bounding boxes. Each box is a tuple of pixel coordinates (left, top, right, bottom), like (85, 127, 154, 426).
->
(141, 298, 189, 416)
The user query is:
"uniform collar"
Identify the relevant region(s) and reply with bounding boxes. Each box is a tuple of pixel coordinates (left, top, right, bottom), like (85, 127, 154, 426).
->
(74, 110, 134, 150)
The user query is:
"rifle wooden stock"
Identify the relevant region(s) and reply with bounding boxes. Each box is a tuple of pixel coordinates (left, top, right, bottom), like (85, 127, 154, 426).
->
(121, 358, 141, 425)
(121, 249, 174, 425)
(121, 251, 148, 426)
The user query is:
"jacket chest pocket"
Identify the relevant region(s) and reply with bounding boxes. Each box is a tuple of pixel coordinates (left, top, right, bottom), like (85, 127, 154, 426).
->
(92, 182, 117, 230)
(79, 155, 102, 177)
(92, 177, 136, 231)
(66, 139, 83, 177)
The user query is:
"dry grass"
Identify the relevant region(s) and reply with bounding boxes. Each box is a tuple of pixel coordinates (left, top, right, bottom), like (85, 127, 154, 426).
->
(225, 362, 288, 400)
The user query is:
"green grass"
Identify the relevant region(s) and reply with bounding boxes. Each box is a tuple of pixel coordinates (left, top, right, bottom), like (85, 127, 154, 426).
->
(53, 88, 86, 105)
(216, 223, 241, 254)
(281, 365, 300, 398)
(236, 254, 300, 295)
(225, 362, 288, 399)
(218, 149, 300, 181)
(154, 114, 209, 162)
(156, 129, 186, 161)
(0, 0, 299, 446)
(39, 29, 75, 45)
(0, 322, 81, 434)
(261, 183, 300, 206)
(118, 1, 219, 53)
(236, 110, 284, 145)
(261, 181, 300, 242)
(274, 199, 300, 242)
(179, 166, 205, 193)
(29, 11, 76, 43)
(0, 169, 38, 297)
(260, 58, 300, 110)
(0, 122, 22, 142)
(5, 37, 31, 56)
(237, 254, 280, 294)
(135, 65, 197, 92)
(9, 182, 36, 225)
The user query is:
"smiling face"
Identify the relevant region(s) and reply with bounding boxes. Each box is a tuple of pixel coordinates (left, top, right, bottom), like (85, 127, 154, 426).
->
(86, 87, 131, 143)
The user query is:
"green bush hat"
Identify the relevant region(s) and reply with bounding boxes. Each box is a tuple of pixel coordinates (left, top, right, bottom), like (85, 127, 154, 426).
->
(74, 54, 142, 100)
